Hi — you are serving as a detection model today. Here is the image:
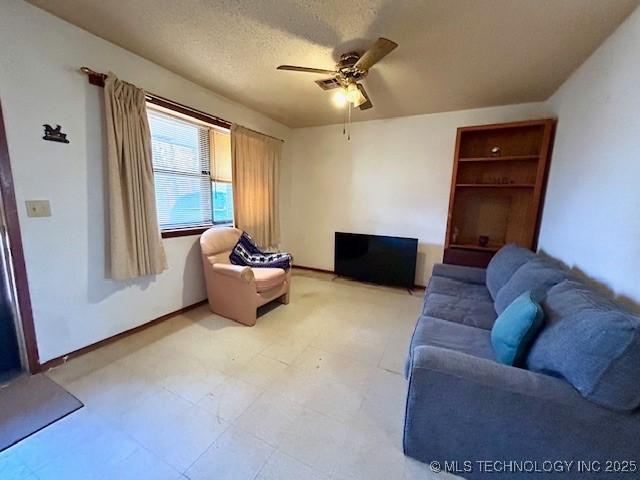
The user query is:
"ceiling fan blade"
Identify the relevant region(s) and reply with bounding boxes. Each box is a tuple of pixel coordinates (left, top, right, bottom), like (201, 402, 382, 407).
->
(357, 84, 373, 110)
(315, 77, 342, 90)
(277, 65, 337, 75)
(354, 38, 398, 70)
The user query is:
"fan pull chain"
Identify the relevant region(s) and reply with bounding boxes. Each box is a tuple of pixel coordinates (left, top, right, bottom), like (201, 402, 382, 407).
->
(343, 104, 347, 136)
(347, 102, 352, 141)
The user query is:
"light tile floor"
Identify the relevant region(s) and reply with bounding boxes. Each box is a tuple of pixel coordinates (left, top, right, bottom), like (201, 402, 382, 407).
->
(1, 270, 456, 480)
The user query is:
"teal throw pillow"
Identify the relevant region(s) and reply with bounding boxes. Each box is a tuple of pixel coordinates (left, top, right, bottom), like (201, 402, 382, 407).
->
(491, 290, 544, 366)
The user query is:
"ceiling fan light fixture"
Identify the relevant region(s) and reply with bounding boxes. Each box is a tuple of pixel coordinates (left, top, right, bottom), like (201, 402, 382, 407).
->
(276, 37, 397, 139)
(354, 91, 366, 107)
(332, 89, 348, 108)
(345, 83, 363, 105)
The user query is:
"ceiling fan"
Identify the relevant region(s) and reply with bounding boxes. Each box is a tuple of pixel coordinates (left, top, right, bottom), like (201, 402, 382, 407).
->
(277, 37, 398, 113)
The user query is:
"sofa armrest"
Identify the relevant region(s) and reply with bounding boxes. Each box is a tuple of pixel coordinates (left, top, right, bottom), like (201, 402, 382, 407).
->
(409, 345, 577, 402)
(431, 263, 486, 285)
(404, 346, 632, 473)
(211, 263, 254, 284)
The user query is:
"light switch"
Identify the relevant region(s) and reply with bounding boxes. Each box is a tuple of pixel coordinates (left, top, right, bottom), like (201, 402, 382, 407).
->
(25, 200, 51, 218)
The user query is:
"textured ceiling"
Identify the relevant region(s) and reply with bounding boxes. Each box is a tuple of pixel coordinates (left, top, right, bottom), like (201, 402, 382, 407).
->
(27, 0, 639, 127)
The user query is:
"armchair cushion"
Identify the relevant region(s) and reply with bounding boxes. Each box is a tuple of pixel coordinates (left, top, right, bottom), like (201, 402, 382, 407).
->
(253, 267, 286, 292)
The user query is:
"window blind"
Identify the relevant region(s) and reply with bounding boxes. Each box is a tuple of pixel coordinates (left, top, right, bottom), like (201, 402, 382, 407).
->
(148, 108, 213, 229)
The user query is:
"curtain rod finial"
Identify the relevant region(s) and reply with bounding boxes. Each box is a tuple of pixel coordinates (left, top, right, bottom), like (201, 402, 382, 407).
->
(80, 66, 106, 77)
(81, 67, 107, 87)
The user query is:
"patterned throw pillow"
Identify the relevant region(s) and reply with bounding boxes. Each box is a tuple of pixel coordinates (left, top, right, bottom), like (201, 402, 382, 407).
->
(229, 232, 292, 270)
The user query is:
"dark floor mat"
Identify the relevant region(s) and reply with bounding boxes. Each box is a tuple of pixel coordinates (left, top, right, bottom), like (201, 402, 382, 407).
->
(0, 373, 83, 451)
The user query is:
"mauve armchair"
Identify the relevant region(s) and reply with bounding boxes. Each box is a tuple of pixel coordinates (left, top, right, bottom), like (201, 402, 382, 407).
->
(200, 227, 291, 326)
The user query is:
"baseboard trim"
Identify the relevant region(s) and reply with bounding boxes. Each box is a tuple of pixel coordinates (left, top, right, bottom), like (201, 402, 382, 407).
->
(292, 264, 335, 275)
(293, 264, 426, 290)
(39, 299, 207, 372)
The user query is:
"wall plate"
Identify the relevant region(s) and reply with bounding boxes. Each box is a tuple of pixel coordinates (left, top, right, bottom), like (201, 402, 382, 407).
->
(25, 200, 51, 218)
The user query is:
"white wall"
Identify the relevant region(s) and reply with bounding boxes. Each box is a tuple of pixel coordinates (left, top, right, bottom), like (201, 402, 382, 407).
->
(3, 0, 637, 364)
(284, 103, 551, 286)
(0, 0, 290, 363)
(539, 6, 640, 310)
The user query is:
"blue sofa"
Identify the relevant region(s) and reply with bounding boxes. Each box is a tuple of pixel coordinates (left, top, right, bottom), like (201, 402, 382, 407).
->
(404, 245, 640, 479)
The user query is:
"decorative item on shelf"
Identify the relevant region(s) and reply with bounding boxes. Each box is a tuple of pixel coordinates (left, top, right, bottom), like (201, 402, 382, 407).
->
(452, 226, 460, 244)
(478, 235, 489, 247)
(42, 124, 69, 144)
(483, 176, 495, 185)
(490, 146, 502, 157)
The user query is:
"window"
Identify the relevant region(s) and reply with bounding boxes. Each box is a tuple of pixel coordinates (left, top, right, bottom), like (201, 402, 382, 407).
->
(147, 105, 233, 234)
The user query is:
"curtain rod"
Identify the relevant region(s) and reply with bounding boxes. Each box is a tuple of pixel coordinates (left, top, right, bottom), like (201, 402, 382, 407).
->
(80, 67, 284, 142)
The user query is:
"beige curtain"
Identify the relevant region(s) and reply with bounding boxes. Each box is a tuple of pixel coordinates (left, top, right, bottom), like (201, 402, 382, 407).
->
(231, 125, 281, 249)
(104, 74, 167, 279)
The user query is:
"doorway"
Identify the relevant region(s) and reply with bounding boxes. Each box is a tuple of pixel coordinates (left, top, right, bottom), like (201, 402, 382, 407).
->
(0, 102, 39, 375)
(0, 226, 21, 380)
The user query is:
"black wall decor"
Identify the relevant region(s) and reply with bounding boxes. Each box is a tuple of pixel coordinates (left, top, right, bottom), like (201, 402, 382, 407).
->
(42, 124, 69, 143)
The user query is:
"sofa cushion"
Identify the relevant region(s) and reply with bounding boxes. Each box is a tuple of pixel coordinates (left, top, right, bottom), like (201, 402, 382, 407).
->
(528, 281, 640, 411)
(494, 257, 569, 315)
(405, 315, 494, 377)
(426, 275, 493, 301)
(528, 310, 640, 412)
(541, 280, 618, 326)
(252, 267, 286, 292)
(491, 291, 544, 366)
(431, 263, 486, 285)
(423, 293, 497, 330)
(422, 275, 496, 330)
(486, 244, 536, 300)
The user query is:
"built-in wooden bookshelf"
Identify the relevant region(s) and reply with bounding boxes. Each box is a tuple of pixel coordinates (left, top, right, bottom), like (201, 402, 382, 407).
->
(443, 119, 556, 268)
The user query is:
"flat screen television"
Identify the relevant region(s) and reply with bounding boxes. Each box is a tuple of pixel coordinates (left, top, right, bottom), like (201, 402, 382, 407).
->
(334, 232, 418, 288)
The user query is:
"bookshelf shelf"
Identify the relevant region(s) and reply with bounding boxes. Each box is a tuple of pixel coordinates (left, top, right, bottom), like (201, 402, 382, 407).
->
(449, 243, 503, 252)
(458, 155, 540, 162)
(455, 183, 535, 188)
